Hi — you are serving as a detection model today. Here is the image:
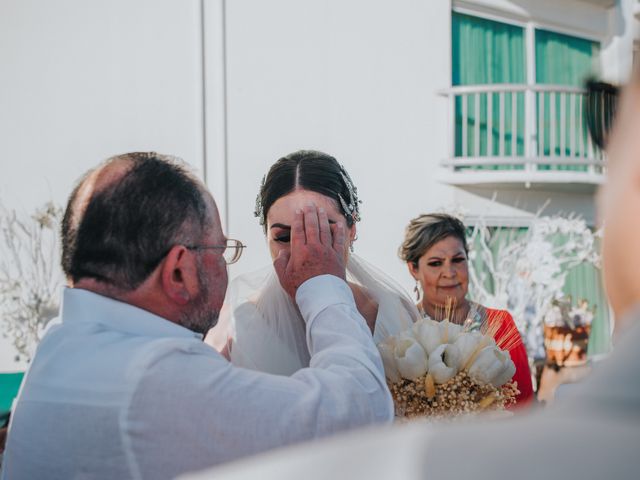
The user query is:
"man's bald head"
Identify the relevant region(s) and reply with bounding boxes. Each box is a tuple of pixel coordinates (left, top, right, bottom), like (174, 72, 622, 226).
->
(61, 152, 212, 291)
(64, 156, 133, 237)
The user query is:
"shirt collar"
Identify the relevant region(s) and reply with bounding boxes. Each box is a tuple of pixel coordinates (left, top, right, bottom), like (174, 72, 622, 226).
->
(60, 287, 203, 340)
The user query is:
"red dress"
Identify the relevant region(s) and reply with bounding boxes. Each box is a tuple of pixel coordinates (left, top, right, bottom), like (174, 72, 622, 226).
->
(486, 308, 534, 407)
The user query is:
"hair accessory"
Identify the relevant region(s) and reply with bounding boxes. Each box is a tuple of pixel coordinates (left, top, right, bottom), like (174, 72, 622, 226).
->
(254, 175, 267, 225)
(338, 165, 361, 223)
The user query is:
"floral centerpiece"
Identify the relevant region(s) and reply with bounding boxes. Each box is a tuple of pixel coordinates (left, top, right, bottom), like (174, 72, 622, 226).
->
(543, 298, 594, 367)
(378, 309, 520, 419)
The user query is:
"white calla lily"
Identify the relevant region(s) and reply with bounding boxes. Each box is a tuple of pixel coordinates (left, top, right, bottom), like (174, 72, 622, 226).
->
(489, 349, 517, 387)
(456, 332, 497, 368)
(428, 343, 462, 384)
(377, 339, 401, 383)
(454, 331, 485, 367)
(393, 335, 429, 380)
(439, 320, 463, 343)
(468, 346, 516, 387)
(412, 318, 442, 355)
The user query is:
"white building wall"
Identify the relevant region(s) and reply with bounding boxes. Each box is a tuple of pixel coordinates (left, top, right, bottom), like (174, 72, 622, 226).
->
(0, 0, 205, 370)
(0, 0, 206, 209)
(219, 0, 638, 288)
(0, 0, 637, 370)
(601, 0, 639, 84)
(219, 0, 453, 291)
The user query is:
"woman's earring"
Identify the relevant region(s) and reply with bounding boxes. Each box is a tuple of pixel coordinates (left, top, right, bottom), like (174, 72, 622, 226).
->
(413, 280, 420, 301)
(349, 241, 355, 253)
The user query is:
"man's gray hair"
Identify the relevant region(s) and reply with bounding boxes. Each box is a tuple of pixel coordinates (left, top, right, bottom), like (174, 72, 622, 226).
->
(61, 152, 210, 290)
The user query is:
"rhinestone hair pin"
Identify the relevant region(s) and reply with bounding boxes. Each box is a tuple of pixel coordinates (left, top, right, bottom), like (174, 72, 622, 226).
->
(337, 165, 361, 224)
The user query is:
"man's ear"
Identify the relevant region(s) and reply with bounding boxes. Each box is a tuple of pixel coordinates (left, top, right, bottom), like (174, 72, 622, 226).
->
(160, 245, 199, 305)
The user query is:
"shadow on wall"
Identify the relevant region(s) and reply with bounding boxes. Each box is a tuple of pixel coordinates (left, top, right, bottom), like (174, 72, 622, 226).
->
(453, 185, 597, 225)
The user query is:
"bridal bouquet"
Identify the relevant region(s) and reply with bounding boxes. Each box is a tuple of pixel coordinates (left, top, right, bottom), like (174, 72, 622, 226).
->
(378, 315, 520, 419)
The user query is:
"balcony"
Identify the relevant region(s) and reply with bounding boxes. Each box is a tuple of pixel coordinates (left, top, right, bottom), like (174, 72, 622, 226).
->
(439, 84, 606, 193)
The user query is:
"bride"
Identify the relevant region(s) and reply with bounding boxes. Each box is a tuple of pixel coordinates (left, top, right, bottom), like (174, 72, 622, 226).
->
(206, 150, 419, 375)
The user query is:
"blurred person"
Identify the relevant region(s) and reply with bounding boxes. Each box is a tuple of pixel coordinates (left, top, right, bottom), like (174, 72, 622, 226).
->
(182, 76, 640, 480)
(0, 152, 393, 480)
(399, 213, 534, 405)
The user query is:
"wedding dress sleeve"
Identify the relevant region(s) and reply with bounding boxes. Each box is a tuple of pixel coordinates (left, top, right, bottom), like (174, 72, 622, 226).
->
(346, 255, 421, 343)
(208, 266, 310, 375)
(209, 256, 420, 376)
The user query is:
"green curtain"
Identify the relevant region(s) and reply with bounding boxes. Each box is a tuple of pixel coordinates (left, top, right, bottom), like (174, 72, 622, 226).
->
(535, 29, 600, 170)
(452, 12, 526, 167)
(563, 263, 611, 356)
(541, 232, 611, 356)
(535, 29, 599, 87)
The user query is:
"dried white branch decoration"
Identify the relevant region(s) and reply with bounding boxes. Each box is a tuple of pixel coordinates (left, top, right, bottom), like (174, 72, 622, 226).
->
(463, 213, 601, 360)
(0, 201, 63, 362)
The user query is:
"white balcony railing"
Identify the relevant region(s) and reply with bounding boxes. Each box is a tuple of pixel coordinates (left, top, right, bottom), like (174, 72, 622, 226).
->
(439, 84, 605, 189)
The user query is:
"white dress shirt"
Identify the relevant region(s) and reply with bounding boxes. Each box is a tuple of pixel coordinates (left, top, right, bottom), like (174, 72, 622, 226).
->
(211, 259, 418, 376)
(1, 275, 393, 480)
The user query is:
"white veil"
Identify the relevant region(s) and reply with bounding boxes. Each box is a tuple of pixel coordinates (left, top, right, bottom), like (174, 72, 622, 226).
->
(209, 254, 420, 376)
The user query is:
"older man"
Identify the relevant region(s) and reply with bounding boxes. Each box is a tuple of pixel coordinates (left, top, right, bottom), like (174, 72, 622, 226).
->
(1, 152, 393, 480)
(184, 81, 640, 479)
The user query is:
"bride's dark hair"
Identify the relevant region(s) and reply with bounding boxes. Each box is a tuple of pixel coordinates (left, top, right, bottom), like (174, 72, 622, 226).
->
(255, 150, 361, 230)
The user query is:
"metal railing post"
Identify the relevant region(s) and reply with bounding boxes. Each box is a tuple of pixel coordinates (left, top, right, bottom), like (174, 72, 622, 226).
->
(436, 84, 601, 181)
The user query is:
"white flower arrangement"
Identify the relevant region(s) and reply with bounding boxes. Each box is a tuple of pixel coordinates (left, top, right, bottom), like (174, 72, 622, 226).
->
(378, 315, 519, 419)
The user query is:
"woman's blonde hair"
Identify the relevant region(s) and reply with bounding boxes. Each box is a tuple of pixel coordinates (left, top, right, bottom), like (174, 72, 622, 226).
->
(398, 213, 468, 265)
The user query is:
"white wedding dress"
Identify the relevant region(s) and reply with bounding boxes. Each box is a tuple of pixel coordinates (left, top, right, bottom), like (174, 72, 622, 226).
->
(210, 255, 420, 375)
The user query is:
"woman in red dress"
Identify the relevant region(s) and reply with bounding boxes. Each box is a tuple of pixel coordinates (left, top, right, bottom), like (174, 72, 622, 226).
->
(399, 213, 534, 406)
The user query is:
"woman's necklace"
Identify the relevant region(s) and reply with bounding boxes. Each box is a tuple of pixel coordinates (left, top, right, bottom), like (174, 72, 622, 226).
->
(418, 301, 484, 332)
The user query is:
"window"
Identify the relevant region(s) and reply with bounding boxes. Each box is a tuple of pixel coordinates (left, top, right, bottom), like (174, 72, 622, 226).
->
(451, 11, 601, 169)
(452, 12, 525, 160)
(535, 29, 600, 86)
(535, 29, 599, 169)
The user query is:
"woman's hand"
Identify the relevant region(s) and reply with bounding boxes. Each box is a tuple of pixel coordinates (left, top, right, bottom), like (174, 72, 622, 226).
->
(273, 204, 347, 298)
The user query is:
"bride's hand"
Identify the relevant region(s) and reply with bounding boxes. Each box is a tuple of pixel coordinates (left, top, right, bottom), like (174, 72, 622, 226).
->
(273, 203, 347, 298)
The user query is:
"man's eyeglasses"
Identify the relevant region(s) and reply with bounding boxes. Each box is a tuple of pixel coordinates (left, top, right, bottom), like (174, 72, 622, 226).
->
(185, 239, 246, 265)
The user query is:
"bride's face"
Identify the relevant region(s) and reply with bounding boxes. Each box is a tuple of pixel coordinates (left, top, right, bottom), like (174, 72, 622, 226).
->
(266, 189, 356, 262)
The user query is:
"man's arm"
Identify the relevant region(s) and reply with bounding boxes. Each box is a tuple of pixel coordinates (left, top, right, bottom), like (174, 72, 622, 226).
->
(127, 276, 392, 475)
(126, 205, 392, 475)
